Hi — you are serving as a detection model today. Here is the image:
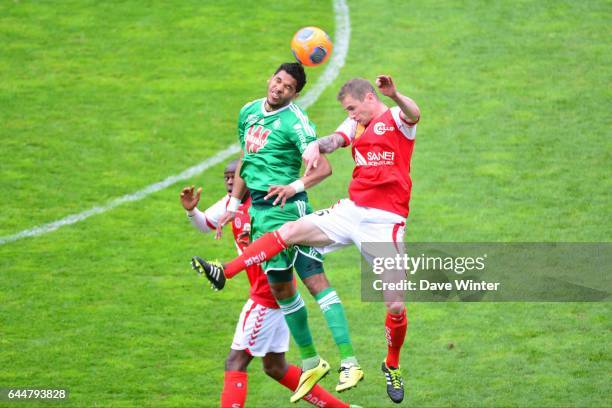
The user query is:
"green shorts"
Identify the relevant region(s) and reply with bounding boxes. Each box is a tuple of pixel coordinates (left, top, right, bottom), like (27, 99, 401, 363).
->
(248, 193, 323, 282)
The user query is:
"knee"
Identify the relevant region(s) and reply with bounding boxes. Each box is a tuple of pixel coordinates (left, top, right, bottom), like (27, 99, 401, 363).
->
(304, 274, 330, 297)
(262, 361, 286, 381)
(225, 352, 249, 372)
(269, 281, 295, 300)
(278, 221, 300, 244)
(385, 302, 405, 315)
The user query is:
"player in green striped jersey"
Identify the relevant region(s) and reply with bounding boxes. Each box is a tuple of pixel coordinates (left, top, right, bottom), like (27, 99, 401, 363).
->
(193, 63, 363, 402)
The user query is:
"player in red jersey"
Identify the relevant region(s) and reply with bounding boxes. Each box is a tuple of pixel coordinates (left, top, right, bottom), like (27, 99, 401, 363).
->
(180, 160, 358, 408)
(194, 76, 420, 404)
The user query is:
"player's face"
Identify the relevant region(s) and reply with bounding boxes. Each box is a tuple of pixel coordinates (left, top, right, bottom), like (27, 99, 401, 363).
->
(266, 70, 298, 110)
(224, 171, 235, 193)
(341, 93, 375, 126)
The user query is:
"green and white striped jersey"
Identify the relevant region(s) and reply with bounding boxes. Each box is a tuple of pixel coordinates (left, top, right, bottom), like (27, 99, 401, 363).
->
(237, 98, 317, 192)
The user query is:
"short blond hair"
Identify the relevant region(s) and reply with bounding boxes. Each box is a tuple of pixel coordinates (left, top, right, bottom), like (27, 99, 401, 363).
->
(337, 78, 378, 101)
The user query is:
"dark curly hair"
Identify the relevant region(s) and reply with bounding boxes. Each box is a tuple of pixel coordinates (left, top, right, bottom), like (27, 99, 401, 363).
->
(274, 62, 307, 93)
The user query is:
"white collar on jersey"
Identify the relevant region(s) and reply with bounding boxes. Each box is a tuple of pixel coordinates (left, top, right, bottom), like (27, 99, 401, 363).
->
(260, 98, 294, 116)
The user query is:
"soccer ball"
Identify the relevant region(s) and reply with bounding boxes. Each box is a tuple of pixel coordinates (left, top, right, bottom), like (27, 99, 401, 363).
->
(291, 26, 333, 67)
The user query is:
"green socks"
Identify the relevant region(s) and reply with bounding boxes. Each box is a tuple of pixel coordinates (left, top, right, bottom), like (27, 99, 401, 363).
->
(278, 292, 318, 363)
(315, 287, 355, 361)
(278, 288, 356, 370)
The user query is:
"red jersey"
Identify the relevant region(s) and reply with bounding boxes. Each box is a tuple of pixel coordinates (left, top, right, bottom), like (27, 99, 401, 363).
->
(192, 194, 278, 308)
(335, 106, 417, 218)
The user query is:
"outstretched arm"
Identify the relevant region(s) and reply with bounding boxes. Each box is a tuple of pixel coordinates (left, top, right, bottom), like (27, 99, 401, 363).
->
(302, 153, 332, 188)
(180, 185, 202, 212)
(302, 133, 345, 175)
(376, 75, 420, 123)
(180, 185, 220, 233)
(318, 133, 346, 153)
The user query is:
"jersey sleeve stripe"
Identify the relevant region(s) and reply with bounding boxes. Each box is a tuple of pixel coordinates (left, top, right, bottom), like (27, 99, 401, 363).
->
(400, 114, 419, 126)
(335, 131, 351, 147)
(205, 216, 217, 230)
(295, 106, 315, 136)
(290, 105, 316, 137)
(295, 106, 316, 137)
(335, 117, 357, 143)
(391, 106, 417, 140)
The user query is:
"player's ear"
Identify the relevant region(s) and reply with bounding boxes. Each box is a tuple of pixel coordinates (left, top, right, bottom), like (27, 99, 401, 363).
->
(366, 92, 379, 105)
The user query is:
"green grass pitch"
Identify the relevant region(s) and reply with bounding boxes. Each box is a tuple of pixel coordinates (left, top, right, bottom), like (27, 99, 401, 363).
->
(1, 0, 610, 407)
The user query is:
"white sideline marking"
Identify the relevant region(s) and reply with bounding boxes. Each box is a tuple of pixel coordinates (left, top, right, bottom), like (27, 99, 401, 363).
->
(0, 145, 240, 245)
(0, 0, 350, 246)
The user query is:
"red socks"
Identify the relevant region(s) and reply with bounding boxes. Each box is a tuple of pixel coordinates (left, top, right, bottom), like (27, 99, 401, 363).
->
(279, 365, 349, 408)
(221, 365, 349, 407)
(225, 231, 288, 278)
(221, 371, 248, 408)
(385, 309, 408, 368)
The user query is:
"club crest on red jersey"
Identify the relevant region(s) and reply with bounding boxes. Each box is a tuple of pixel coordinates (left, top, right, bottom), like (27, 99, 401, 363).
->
(373, 122, 395, 135)
(245, 125, 272, 153)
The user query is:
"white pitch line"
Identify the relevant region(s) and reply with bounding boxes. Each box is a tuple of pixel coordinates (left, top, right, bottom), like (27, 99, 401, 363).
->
(0, 0, 350, 246)
(0, 145, 241, 245)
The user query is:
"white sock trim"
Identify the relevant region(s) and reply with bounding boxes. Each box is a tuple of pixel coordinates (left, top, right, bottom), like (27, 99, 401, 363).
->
(280, 294, 305, 315)
(317, 291, 341, 309)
